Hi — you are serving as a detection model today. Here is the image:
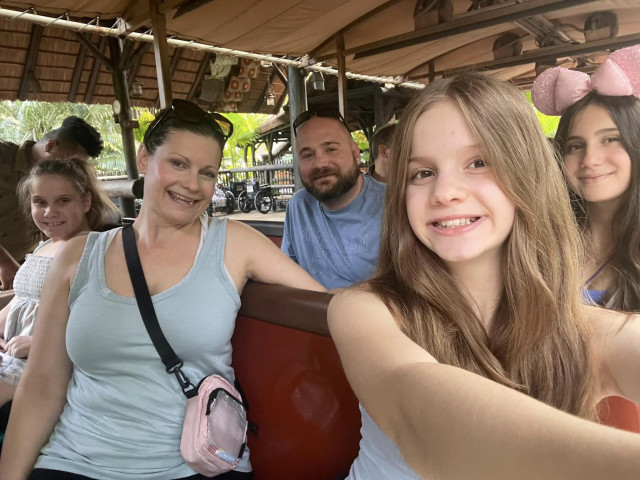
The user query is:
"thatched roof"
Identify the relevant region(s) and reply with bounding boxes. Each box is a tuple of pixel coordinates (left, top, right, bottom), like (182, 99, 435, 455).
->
(0, 1, 639, 113)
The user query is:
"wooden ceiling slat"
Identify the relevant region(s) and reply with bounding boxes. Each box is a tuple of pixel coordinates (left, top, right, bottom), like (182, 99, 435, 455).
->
(18, 23, 43, 100)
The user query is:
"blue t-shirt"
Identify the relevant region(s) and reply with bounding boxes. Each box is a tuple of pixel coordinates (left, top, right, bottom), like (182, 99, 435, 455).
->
(281, 175, 386, 289)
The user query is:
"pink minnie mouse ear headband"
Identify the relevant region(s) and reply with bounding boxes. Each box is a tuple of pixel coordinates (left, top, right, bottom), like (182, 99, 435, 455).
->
(531, 46, 640, 116)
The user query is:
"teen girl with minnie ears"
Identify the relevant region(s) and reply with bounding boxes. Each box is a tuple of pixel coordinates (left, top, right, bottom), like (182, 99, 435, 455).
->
(328, 73, 640, 479)
(533, 46, 640, 433)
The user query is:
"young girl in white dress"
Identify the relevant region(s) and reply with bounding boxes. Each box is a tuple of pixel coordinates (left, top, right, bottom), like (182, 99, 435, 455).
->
(0, 158, 118, 405)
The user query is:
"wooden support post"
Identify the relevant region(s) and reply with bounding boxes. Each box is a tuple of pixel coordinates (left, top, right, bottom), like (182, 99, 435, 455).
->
(155, 48, 182, 107)
(374, 91, 384, 129)
(335, 34, 348, 120)
(149, 0, 173, 107)
(287, 65, 307, 191)
(18, 24, 43, 100)
(108, 36, 139, 218)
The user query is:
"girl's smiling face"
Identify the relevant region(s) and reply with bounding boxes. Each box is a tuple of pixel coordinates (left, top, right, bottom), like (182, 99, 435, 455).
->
(563, 103, 632, 209)
(406, 101, 516, 268)
(30, 174, 91, 241)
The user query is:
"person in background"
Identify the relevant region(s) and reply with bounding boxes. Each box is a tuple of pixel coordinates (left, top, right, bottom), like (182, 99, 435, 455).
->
(329, 73, 640, 480)
(533, 45, 640, 433)
(0, 116, 103, 290)
(0, 158, 119, 406)
(366, 123, 396, 183)
(0, 100, 325, 480)
(282, 109, 386, 289)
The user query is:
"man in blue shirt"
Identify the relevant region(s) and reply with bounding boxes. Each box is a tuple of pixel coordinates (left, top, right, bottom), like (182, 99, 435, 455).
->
(282, 110, 386, 289)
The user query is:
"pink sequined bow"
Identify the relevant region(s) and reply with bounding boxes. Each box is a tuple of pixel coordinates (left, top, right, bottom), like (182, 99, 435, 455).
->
(531, 46, 640, 116)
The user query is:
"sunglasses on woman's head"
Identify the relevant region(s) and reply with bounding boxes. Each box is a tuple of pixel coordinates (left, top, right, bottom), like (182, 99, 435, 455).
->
(292, 108, 349, 137)
(145, 99, 234, 146)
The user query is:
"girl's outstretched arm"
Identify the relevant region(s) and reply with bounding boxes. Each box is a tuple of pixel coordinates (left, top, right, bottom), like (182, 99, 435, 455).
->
(0, 236, 86, 480)
(591, 306, 640, 403)
(328, 289, 640, 480)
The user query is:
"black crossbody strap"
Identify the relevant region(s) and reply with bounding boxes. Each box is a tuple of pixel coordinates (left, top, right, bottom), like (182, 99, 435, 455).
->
(122, 224, 197, 398)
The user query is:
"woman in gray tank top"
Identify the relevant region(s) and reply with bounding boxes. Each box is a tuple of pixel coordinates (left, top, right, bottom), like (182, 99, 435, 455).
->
(329, 74, 640, 479)
(0, 100, 325, 480)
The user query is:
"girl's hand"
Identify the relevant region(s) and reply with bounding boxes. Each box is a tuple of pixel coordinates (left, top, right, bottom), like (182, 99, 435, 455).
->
(0, 338, 7, 352)
(6, 336, 32, 358)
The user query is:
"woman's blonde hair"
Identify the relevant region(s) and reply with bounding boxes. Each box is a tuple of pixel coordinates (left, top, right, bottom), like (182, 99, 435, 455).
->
(370, 73, 597, 418)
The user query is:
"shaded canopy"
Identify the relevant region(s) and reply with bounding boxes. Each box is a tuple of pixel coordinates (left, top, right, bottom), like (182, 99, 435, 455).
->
(0, 0, 639, 112)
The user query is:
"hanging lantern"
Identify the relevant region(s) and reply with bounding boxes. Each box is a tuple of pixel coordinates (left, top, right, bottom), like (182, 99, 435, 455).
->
(311, 71, 325, 91)
(266, 84, 276, 106)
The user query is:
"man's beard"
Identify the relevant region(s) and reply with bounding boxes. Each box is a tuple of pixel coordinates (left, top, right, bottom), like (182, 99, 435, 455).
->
(302, 161, 361, 203)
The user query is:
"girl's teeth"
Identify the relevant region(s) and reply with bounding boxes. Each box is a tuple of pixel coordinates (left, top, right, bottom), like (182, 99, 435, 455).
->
(435, 217, 478, 228)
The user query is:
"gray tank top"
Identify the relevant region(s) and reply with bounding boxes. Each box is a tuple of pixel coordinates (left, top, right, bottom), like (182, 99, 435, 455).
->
(348, 406, 422, 480)
(35, 218, 251, 479)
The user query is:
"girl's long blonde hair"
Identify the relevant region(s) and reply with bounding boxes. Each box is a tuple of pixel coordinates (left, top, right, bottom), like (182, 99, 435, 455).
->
(370, 73, 597, 419)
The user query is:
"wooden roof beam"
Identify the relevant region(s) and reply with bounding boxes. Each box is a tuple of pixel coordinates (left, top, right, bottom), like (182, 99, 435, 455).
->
(120, 0, 187, 35)
(84, 36, 108, 104)
(173, 0, 216, 19)
(308, 0, 403, 59)
(411, 32, 640, 80)
(253, 69, 277, 113)
(155, 47, 182, 107)
(18, 23, 43, 100)
(316, 0, 597, 62)
(273, 86, 287, 115)
(273, 64, 288, 88)
(73, 32, 113, 72)
(128, 43, 152, 84)
(187, 52, 211, 102)
(68, 43, 88, 102)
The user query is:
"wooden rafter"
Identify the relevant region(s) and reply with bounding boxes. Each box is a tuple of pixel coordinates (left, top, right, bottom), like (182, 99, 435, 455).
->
(187, 52, 211, 102)
(155, 47, 182, 106)
(150, 0, 173, 107)
(84, 36, 108, 104)
(18, 23, 43, 100)
(68, 43, 88, 102)
(128, 43, 152, 84)
(253, 69, 277, 113)
(73, 32, 113, 72)
(273, 86, 287, 115)
(315, 0, 596, 62)
(308, 0, 403, 59)
(411, 32, 640, 80)
(173, 0, 216, 19)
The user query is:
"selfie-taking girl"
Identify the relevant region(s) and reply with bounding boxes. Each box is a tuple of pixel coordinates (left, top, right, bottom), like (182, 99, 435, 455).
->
(329, 73, 640, 480)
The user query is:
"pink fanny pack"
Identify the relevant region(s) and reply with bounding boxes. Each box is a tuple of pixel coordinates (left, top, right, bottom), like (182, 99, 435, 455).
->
(180, 375, 248, 476)
(122, 224, 248, 476)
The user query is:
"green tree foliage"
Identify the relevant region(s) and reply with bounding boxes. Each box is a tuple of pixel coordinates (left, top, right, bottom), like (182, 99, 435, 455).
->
(221, 112, 268, 169)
